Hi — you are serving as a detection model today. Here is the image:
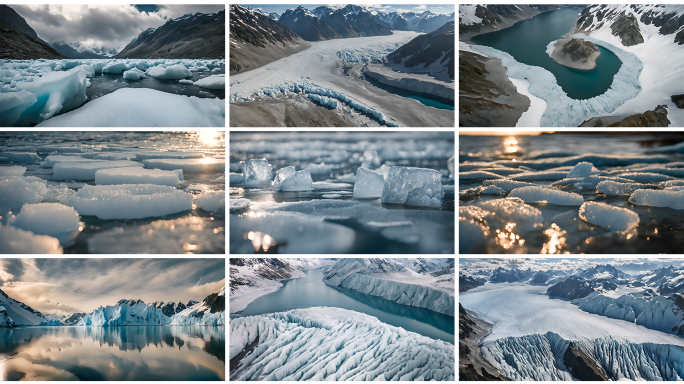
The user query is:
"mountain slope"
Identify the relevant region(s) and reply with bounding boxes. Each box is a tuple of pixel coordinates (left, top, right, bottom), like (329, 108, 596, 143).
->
(229, 5, 310, 74)
(278, 6, 340, 41)
(115, 11, 224, 59)
(387, 21, 455, 81)
(459, 5, 567, 42)
(0, 20, 66, 60)
(0, 288, 46, 326)
(170, 287, 225, 325)
(0, 5, 47, 44)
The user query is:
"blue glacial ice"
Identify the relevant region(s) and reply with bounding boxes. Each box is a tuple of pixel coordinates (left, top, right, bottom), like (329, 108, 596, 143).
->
(381, 166, 444, 208)
(472, 35, 643, 127)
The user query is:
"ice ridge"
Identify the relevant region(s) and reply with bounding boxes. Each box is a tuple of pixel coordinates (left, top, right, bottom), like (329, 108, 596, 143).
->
(472, 36, 643, 127)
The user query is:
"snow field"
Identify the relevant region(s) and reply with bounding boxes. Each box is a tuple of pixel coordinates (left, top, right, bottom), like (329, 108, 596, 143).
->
(578, 201, 639, 231)
(229, 307, 454, 381)
(52, 160, 143, 180)
(12, 203, 80, 236)
(95, 167, 181, 187)
(69, 184, 193, 219)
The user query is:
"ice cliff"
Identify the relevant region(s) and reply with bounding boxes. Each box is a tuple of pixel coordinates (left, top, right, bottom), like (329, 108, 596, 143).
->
(322, 258, 454, 316)
(229, 307, 454, 381)
(472, 35, 643, 127)
(77, 299, 173, 326)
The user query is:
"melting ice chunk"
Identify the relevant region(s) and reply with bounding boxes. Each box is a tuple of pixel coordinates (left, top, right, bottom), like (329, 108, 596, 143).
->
(40, 155, 100, 168)
(12, 203, 80, 236)
(478, 198, 544, 233)
(509, 186, 584, 206)
(229, 172, 244, 185)
(353, 167, 384, 198)
(69, 184, 193, 219)
(596, 180, 654, 196)
(146, 64, 192, 80)
(52, 160, 143, 180)
(629, 189, 684, 210)
(143, 158, 224, 173)
(272, 166, 296, 191)
(381, 166, 444, 207)
(280, 168, 314, 192)
(196, 191, 225, 212)
(193, 75, 225, 90)
(229, 198, 250, 213)
(579, 201, 639, 231)
(241, 159, 272, 184)
(0, 224, 62, 254)
(95, 167, 181, 187)
(567, 162, 597, 178)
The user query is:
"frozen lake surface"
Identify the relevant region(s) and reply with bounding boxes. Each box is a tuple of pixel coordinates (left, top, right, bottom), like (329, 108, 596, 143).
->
(230, 132, 454, 254)
(0, 131, 225, 254)
(460, 133, 684, 254)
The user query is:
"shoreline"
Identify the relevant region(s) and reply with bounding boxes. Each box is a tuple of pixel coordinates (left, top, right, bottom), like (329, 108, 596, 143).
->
(548, 37, 600, 70)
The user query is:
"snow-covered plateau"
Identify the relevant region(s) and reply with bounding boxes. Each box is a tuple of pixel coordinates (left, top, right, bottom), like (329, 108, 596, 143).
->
(0, 58, 225, 127)
(229, 31, 453, 127)
(229, 307, 454, 381)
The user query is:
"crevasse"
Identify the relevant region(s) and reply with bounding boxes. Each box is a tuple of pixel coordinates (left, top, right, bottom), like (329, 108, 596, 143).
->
(472, 35, 643, 127)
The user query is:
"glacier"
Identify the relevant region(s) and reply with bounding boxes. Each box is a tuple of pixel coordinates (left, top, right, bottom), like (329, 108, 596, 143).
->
(472, 35, 643, 127)
(78, 299, 172, 326)
(170, 287, 224, 326)
(229, 307, 454, 381)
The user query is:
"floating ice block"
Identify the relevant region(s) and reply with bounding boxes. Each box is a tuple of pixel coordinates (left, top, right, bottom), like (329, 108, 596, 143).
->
(629, 189, 684, 210)
(381, 166, 444, 207)
(241, 159, 272, 183)
(52, 160, 143, 180)
(579, 201, 639, 231)
(509, 186, 584, 206)
(353, 167, 384, 198)
(13, 203, 80, 236)
(143, 158, 224, 173)
(196, 191, 225, 212)
(280, 169, 313, 191)
(95, 167, 180, 187)
(272, 166, 296, 191)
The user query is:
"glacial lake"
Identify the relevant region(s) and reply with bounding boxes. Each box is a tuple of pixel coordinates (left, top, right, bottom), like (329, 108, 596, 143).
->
(230, 267, 455, 343)
(362, 74, 455, 111)
(471, 8, 622, 100)
(0, 326, 225, 380)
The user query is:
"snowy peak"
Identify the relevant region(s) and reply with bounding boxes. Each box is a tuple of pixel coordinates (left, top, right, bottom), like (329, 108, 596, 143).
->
(0, 288, 46, 326)
(578, 264, 628, 281)
(170, 288, 224, 325)
(639, 265, 684, 295)
(547, 276, 618, 300)
(489, 267, 535, 283)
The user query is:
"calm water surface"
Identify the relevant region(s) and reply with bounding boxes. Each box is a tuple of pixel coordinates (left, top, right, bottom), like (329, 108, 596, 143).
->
(231, 268, 455, 343)
(87, 71, 225, 101)
(471, 8, 622, 100)
(0, 326, 225, 380)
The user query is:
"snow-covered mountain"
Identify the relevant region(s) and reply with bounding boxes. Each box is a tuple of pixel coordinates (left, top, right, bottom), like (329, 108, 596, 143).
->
(323, 258, 454, 316)
(49, 41, 117, 59)
(229, 5, 309, 74)
(489, 266, 535, 283)
(577, 264, 629, 282)
(229, 257, 337, 313)
(310, 5, 392, 38)
(459, 5, 567, 38)
(0, 288, 46, 326)
(638, 265, 684, 295)
(171, 288, 224, 325)
(116, 10, 224, 59)
(386, 21, 454, 81)
(78, 299, 173, 326)
(278, 6, 341, 41)
(547, 276, 619, 299)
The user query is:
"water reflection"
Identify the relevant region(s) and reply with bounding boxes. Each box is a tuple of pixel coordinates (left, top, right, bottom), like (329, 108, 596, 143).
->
(0, 326, 224, 381)
(503, 136, 520, 154)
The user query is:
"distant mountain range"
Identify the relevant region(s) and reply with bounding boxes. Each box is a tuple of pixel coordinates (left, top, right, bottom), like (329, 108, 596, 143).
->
(0, 287, 224, 328)
(49, 41, 116, 59)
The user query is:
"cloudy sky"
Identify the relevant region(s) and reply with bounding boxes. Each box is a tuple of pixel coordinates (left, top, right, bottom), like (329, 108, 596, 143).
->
(247, 4, 454, 15)
(10, 4, 225, 53)
(0, 258, 225, 317)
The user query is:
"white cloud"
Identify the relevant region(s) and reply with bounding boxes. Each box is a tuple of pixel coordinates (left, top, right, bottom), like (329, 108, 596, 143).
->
(189, 278, 225, 296)
(415, 5, 427, 10)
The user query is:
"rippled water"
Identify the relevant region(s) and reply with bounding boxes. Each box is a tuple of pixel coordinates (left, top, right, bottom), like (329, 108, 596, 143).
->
(459, 133, 684, 254)
(0, 132, 225, 254)
(0, 326, 224, 380)
(230, 132, 455, 254)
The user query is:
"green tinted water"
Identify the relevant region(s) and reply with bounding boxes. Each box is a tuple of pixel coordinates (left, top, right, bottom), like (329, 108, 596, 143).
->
(471, 8, 622, 100)
(230, 267, 455, 343)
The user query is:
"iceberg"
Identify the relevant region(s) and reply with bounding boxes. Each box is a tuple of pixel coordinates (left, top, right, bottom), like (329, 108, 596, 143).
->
(567, 162, 597, 178)
(472, 35, 643, 127)
(229, 307, 454, 381)
(122, 68, 147, 80)
(146, 64, 192, 80)
(353, 167, 384, 198)
(578, 201, 639, 231)
(0, 224, 62, 254)
(194, 74, 225, 90)
(69, 184, 192, 219)
(95, 167, 181, 187)
(12, 203, 80, 236)
(52, 160, 143, 180)
(381, 166, 444, 208)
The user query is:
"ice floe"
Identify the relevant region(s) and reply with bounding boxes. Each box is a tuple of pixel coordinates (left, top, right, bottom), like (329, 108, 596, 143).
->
(353, 167, 384, 198)
(52, 160, 143, 180)
(596, 180, 654, 195)
(629, 189, 684, 210)
(196, 191, 225, 212)
(509, 186, 584, 206)
(143, 158, 224, 173)
(95, 167, 181, 187)
(12, 203, 80, 236)
(579, 201, 639, 231)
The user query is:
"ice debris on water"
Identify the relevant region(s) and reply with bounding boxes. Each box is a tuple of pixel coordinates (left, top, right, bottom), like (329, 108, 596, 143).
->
(4, 152, 40, 164)
(629, 189, 684, 210)
(472, 35, 643, 127)
(353, 167, 384, 198)
(272, 166, 313, 191)
(146, 64, 192, 80)
(193, 74, 225, 90)
(69, 184, 193, 220)
(143, 158, 224, 173)
(567, 162, 598, 178)
(482, 179, 537, 192)
(122, 68, 147, 80)
(52, 160, 143, 180)
(509, 186, 584, 206)
(12, 203, 80, 236)
(0, 224, 62, 254)
(596, 180, 653, 196)
(241, 158, 272, 184)
(196, 191, 225, 212)
(229, 198, 250, 213)
(579, 201, 639, 231)
(95, 167, 181, 187)
(381, 166, 444, 208)
(478, 198, 544, 233)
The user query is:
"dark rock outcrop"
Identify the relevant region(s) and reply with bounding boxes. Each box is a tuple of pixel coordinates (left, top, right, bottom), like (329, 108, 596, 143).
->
(316, 5, 392, 38)
(671, 94, 684, 108)
(62, 312, 86, 325)
(610, 13, 644, 46)
(563, 342, 610, 381)
(387, 21, 454, 80)
(0, 13, 66, 59)
(561, 38, 599, 62)
(115, 10, 224, 59)
(460, 274, 485, 292)
(547, 277, 597, 300)
(608, 105, 671, 127)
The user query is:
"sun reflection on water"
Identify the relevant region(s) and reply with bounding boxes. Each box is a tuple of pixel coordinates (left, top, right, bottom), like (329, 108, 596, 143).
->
(541, 223, 569, 254)
(503, 136, 520, 154)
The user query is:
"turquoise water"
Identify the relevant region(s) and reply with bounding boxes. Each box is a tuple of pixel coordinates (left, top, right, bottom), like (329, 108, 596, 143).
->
(471, 8, 622, 100)
(0, 326, 224, 380)
(230, 267, 455, 343)
(362, 74, 455, 110)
